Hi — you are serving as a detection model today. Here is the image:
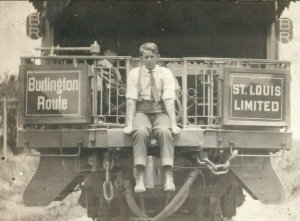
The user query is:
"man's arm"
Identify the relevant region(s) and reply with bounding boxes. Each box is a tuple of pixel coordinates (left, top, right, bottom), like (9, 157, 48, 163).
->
(124, 67, 138, 134)
(124, 98, 137, 134)
(162, 68, 181, 135)
(164, 98, 181, 135)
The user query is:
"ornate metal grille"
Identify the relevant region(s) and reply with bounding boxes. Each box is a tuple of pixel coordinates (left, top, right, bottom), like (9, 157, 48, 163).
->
(21, 56, 290, 128)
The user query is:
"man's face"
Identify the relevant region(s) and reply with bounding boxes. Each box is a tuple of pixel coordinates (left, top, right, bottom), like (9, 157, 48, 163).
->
(141, 50, 159, 71)
(104, 50, 118, 65)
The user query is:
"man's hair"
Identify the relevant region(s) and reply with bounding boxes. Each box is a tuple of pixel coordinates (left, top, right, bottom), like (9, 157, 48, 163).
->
(102, 40, 119, 54)
(139, 42, 159, 56)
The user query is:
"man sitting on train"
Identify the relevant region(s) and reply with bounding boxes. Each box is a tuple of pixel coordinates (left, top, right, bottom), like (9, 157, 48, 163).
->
(123, 42, 181, 193)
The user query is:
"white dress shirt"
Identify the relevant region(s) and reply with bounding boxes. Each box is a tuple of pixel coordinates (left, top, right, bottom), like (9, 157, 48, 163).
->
(126, 65, 176, 101)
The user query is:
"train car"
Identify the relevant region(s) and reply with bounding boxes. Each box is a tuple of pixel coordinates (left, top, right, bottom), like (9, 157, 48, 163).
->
(18, 1, 292, 220)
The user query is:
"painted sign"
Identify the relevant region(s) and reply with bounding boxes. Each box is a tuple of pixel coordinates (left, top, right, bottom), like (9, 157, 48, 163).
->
(26, 13, 42, 40)
(223, 68, 289, 126)
(230, 74, 283, 121)
(26, 70, 81, 116)
(278, 17, 293, 44)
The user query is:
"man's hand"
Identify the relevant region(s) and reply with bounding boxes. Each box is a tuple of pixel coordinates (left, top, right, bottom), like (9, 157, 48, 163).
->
(171, 125, 182, 135)
(124, 124, 133, 135)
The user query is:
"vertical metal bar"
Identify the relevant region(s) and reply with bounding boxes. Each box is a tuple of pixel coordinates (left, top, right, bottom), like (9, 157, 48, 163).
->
(207, 71, 210, 118)
(41, 17, 53, 48)
(100, 69, 104, 116)
(207, 70, 211, 117)
(93, 62, 97, 122)
(210, 72, 213, 117)
(125, 59, 130, 120)
(195, 71, 198, 120)
(116, 67, 119, 116)
(210, 72, 213, 116)
(3, 97, 7, 156)
(212, 73, 214, 116)
(218, 69, 223, 121)
(182, 59, 188, 126)
(274, 1, 279, 59)
(108, 69, 111, 115)
(214, 71, 218, 118)
(203, 68, 206, 117)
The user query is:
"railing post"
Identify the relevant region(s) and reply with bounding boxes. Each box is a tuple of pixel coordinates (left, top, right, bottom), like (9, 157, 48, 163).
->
(182, 59, 188, 126)
(93, 60, 98, 123)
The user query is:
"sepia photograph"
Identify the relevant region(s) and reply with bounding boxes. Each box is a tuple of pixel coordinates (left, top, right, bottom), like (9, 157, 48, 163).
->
(0, 0, 300, 220)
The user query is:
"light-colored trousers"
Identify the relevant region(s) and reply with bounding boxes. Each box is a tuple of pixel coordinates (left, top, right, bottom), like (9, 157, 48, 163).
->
(132, 112, 174, 167)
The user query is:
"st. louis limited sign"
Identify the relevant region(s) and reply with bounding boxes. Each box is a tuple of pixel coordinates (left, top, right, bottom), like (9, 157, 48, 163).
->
(223, 68, 289, 126)
(230, 75, 283, 121)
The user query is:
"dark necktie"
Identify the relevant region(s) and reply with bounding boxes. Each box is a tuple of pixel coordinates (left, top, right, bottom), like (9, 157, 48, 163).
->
(149, 70, 160, 103)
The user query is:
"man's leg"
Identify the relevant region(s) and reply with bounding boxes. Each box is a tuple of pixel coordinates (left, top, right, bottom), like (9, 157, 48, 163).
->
(152, 113, 175, 191)
(132, 112, 151, 192)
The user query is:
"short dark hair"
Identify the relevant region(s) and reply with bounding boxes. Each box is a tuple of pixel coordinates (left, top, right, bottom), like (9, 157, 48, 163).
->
(139, 42, 159, 56)
(102, 40, 119, 54)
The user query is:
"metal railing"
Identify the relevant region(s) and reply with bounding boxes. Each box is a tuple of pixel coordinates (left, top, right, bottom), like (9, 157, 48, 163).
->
(20, 56, 290, 128)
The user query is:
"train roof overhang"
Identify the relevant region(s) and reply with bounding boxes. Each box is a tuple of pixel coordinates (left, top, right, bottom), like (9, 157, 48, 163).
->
(28, 0, 292, 58)
(30, 0, 291, 22)
(29, 0, 292, 38)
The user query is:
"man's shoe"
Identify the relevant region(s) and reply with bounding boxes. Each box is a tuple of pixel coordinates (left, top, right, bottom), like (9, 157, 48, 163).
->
(134, 181, 146, 193)
(164, 167, 175, 191)
(164, 176, 175, 191)
(134, 169, 146, 193)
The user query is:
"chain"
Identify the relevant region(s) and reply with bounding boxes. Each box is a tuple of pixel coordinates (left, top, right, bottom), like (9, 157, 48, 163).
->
(105, 160, 110, 182)
(102, 155, 114, 204)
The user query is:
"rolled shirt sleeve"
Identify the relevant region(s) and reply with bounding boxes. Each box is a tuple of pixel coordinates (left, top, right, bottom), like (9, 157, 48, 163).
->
(126, 68, 139, 100)
(161, 67, 176, 101)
